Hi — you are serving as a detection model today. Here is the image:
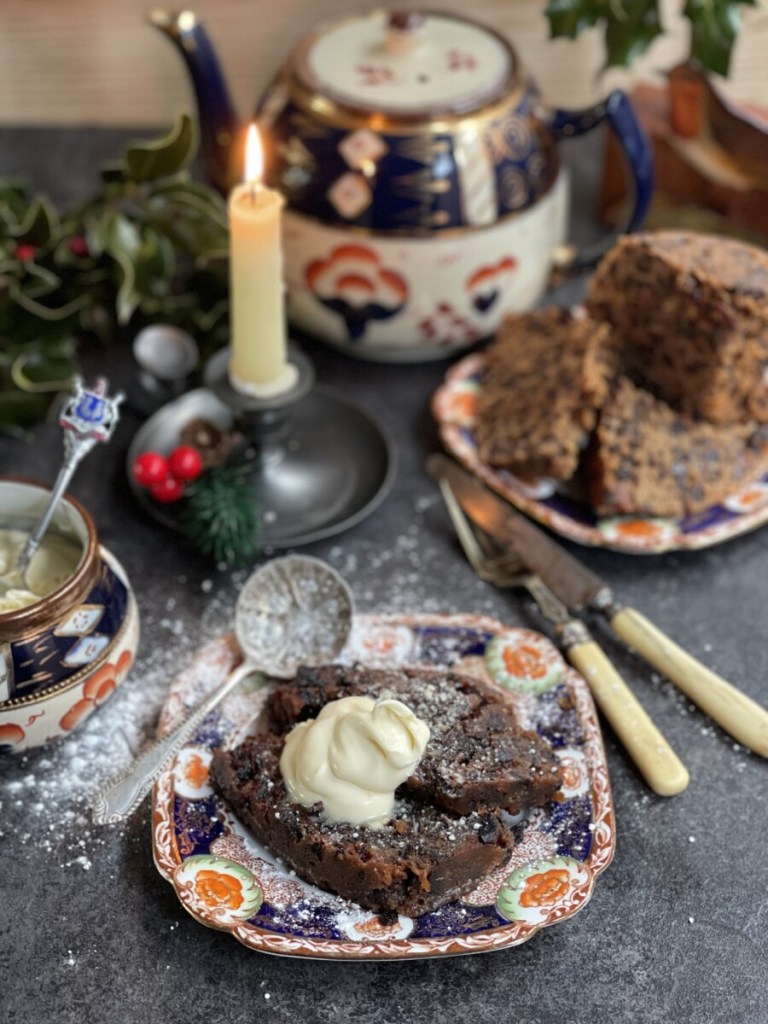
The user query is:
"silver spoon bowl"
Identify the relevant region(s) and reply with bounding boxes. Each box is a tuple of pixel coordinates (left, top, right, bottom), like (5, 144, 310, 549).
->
(91, 554, 354, 824)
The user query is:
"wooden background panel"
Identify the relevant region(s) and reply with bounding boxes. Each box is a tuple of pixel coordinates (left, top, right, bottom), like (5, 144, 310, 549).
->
(0, 0, 766, 128)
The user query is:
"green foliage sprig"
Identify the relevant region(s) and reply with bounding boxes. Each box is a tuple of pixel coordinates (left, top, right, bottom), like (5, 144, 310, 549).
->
(545, 0, 758, 77)
(0, 114, 229, 431)
(181, 462, 261, 567)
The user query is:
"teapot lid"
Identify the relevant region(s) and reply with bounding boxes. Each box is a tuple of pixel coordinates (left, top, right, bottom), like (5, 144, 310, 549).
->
(292, 10, 517, 119)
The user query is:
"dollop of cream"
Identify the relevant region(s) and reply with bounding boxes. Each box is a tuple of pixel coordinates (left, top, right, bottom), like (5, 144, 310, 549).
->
(0, 528, 81, 614)
(279, 695, 430, 827)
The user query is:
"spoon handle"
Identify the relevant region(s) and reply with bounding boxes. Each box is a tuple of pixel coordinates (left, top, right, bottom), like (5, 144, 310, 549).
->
(91, 660, 254, 825)
(17, 375, 123, 576)
(16, 442, 91, 574)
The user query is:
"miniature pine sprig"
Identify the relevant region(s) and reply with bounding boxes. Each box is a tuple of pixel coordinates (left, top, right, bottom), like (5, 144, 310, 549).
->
(180, 461, 260, 566)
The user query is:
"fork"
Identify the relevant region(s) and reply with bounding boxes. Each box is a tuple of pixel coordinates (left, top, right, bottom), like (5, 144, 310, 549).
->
(439, 477, 690, 797)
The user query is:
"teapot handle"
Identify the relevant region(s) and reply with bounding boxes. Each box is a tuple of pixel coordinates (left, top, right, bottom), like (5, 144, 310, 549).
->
(549, 90, 653, 270)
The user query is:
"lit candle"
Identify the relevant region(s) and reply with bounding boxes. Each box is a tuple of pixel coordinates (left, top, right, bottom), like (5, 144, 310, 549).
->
(228, 124, 297, 396)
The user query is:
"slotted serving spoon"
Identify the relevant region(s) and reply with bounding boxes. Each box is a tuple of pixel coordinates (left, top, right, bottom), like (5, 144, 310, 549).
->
(92, 554, 354, 824)
(439, 477, 689, 797)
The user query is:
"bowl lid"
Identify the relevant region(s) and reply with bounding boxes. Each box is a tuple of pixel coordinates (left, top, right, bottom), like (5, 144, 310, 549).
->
(292, 10, 517, 119)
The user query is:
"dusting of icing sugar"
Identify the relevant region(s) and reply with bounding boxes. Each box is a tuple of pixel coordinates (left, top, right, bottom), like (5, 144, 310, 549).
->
(0, 525, 455, 867)
(327, 516, 499, 619)
(0, 499, 512, 873)
(0, 571, 239, 864)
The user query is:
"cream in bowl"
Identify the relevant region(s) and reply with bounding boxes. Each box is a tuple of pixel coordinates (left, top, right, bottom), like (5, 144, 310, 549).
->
(0, 479, 139, 753)
(0, 527, 82, 613)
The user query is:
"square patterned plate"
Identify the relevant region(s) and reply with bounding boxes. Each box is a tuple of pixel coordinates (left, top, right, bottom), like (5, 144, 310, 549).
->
(152, 613, 615, 959)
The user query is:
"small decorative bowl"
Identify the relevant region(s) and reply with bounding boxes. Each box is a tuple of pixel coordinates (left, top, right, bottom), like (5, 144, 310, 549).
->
(0, 479, 140, 753)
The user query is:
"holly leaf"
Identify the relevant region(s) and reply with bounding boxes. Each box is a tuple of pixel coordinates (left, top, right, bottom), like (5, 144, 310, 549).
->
(123, 113, 198, 183)
(605, 1, 664, 67)
(12, 195, 60, 248)
(546, 0, 663, 67)
(546, 0, 756, 75)
(684, 0, 757, 77)
(0, 388, 52, 430)
(0, 181, 32, 233)
(146, 181, 228, 257)
(133, 228, 176, 305)
(10, 343, 76, 392)
(545, 0, 605, 39)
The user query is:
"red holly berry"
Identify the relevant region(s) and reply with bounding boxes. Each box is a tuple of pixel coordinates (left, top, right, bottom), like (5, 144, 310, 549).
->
(14, 243, 36, 262)
(150, 475, 186, 504)
(167, 445, 204, 482)
(69, 235, 89, 258)
(132, 451, 169, 488)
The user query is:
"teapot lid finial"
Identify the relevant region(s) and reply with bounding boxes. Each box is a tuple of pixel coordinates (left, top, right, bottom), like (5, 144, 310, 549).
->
(293, 10, 517, 119)
(388, 10, 425, 33)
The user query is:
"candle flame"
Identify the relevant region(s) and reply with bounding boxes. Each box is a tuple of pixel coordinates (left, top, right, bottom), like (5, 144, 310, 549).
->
(245, 124, 264, 186)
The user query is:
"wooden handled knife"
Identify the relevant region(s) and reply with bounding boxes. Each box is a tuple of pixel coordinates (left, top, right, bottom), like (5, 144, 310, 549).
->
(427, 453, 768, 757)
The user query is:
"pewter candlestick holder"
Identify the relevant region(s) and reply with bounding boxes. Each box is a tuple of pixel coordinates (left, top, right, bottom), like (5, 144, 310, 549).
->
(202, 345, 394, 547)
(204, 345, 315, 458)
(128, 341, 394, 547)
(123, 339, 393, 550)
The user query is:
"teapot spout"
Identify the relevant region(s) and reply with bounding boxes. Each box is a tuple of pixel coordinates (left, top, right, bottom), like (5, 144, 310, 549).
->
(150, 9, 241, 193)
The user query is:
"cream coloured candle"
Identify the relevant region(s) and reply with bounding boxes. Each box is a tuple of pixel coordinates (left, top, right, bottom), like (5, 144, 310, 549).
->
(228, 124, 297, 396)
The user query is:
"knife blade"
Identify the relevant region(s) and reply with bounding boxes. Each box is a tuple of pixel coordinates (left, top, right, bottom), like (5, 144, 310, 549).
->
(427, 453, 768, 757)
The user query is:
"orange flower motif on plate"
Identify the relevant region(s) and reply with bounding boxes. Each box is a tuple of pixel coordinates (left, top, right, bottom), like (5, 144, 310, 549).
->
(485, 630, 564, 694)
(344, 622, 416, 666)
(184, 754, 209, 790)
(337, 910, 414, 942)
(174, 855, 263, 925)
(519, 868, 571, 908)
(194, 869, 244, 911)
(434, 379, 479, 428)
(497, 855, 591, 925)
(503, 643, 548, 680)
(557, 748, 589, 798)
(723, 482, 768, 514)
(597, 517, 677, 549)
(173, 747, 214, 800)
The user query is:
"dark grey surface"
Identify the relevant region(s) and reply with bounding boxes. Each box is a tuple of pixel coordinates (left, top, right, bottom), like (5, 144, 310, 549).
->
(1, 129, 767, 1024)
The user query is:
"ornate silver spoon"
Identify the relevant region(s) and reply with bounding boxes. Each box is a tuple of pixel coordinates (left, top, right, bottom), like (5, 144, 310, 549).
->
(91, 554, 354, 824)
(1, 375, 123, 594)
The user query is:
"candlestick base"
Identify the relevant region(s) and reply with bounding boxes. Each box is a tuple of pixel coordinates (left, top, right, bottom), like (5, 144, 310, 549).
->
(229, 363, 300, 399)
(205, 346, 313, 412)
(127, 346, 395, 548)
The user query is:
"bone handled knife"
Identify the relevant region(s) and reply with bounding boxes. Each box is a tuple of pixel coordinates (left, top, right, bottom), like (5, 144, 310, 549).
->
(439, 476, 689, 795)
(427, 453, 768, 757)
(556, 621, 690, 796)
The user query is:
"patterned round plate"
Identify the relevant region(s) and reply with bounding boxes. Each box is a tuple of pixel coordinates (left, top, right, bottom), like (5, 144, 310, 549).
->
(432, 352, 768, 554)
(152, 613, 615, 960)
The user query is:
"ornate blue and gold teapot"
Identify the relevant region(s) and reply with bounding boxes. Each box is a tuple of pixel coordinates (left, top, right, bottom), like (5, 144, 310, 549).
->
(155, 8, 652, 361)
